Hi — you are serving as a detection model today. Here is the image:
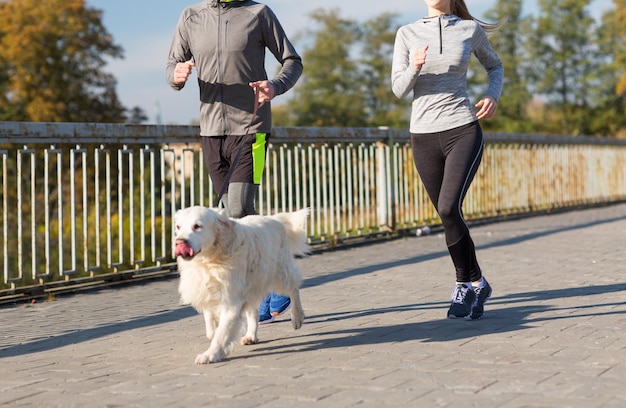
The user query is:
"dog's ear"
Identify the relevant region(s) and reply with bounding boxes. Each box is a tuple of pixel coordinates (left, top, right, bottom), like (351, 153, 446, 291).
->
(211, 212, 236, 255)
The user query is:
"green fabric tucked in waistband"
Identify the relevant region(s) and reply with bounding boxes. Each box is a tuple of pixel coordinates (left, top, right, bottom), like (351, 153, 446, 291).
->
(252, 133, 267, 185)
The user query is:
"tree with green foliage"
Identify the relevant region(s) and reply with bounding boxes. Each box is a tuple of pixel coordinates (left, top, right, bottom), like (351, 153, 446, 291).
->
(284, 9, 365, 127)
(279, 9, 408, 128)
(524, 0, 598, 135)
(473, 0, 534, 133)
(0, 0, 144, 123)
(127, 107, 149, 125)
(588, 2, 626, 137)
(359, 13, 408, 128)
(279, 5, 624, 137)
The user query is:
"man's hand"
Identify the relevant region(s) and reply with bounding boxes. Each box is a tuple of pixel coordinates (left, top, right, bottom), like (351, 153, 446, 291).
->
(174, 59, 195, 85)
(475, 96, 498, 120)
(249, 80, 275, 105)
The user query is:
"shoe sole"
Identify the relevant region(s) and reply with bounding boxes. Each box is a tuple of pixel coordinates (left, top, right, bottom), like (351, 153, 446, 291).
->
(270, 303, 291, 317)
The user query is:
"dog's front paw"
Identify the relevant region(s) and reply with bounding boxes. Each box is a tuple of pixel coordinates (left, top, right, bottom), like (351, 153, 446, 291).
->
(289, 297, 305, 330)
(195, 353, 211, 365)
(195, 349, 224, 364)
(241, 335, 258, 345)
(291, 312, 304, 330)
(291, 318, 302, 330)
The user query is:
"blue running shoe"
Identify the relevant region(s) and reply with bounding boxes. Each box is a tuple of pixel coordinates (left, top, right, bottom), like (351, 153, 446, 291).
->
(258, 294, 274, 324)
(447, 284, 476, 319)
(269, 293, 291, 317)
(465, 279, 493, 321)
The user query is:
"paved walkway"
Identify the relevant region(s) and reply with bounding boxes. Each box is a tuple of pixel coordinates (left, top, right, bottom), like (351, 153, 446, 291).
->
(1, 203, 625, 408)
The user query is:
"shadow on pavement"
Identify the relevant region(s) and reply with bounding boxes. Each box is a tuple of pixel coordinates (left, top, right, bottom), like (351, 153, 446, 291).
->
(303, 215, 625, 289)
(0, 307, 196, 359)
(250, 282, 626, 356)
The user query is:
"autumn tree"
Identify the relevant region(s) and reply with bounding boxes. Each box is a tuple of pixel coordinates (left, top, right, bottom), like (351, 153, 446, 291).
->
(0, 0, 141, 123)
(616, 0, 626, 97)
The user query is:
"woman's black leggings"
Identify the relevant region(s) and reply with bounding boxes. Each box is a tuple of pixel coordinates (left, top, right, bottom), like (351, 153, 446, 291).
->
(410, 121, 484, 283)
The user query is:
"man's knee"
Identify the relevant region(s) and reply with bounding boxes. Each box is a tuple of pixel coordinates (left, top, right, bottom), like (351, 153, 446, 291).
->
(227, 182, 258, 218)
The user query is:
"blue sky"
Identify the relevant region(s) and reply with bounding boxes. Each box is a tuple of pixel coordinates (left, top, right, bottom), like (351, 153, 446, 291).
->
(85, 0, 614, 125)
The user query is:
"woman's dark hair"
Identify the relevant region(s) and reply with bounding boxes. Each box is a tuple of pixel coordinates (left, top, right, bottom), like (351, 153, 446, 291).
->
(452, 0, 502, 32)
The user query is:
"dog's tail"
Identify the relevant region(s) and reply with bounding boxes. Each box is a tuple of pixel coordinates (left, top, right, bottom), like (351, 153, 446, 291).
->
(272, 208, 310, 257)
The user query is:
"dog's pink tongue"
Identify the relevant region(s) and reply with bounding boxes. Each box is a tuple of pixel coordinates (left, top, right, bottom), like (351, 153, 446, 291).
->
(174, 242, 194, 258)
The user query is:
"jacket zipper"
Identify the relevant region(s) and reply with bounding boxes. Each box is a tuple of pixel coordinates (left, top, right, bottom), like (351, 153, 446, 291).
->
(439, 15, 443, 54)
(217, 5, 229, 135)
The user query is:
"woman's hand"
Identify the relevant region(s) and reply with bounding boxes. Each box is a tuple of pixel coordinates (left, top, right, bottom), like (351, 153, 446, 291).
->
(412, 45, 429, 70)
(475, 96, 498, 120)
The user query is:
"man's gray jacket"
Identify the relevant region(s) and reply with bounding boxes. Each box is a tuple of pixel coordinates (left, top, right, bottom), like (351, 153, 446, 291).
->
(166, 0, 302, 136)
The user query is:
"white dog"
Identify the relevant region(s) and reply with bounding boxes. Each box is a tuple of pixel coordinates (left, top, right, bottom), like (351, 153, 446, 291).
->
(174, 206, 309, 364)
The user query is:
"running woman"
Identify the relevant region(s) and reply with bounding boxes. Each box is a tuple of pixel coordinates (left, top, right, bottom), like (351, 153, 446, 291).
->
(391, 0, 504, 319)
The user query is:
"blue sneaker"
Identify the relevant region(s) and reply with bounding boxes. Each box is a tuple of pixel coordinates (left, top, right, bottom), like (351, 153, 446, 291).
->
(269, 294, 291, 317)
(465, 278, 492, 321)
(447, 284, 476, 319)
(258, 294, 274, 324)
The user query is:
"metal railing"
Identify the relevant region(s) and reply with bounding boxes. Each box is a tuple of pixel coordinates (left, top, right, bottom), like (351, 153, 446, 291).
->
(1, 122, 625, 300)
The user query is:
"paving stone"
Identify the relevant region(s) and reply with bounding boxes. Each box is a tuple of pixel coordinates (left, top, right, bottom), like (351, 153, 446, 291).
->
(1, 203, 625, 407)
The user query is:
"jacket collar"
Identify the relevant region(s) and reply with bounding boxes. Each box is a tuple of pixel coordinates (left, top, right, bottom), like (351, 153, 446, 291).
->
(210, 0, 246, 7)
